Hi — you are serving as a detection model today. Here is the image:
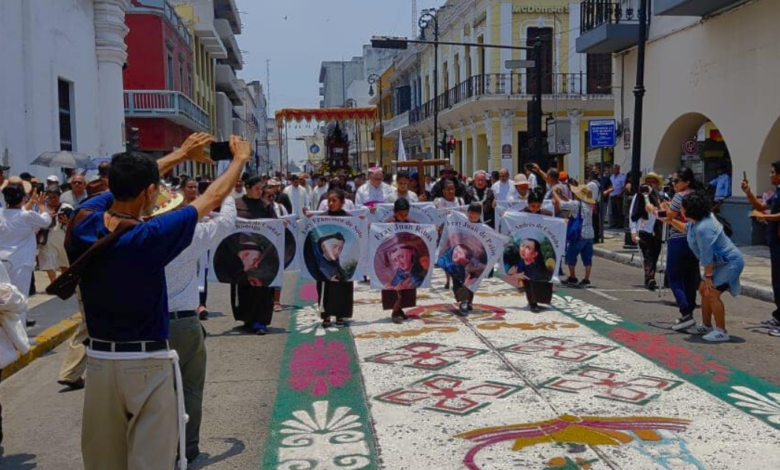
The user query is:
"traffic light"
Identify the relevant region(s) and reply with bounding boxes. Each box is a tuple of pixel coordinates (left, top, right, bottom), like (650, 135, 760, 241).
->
(448, 137, 456, 156)
(126, 127, 140, 152)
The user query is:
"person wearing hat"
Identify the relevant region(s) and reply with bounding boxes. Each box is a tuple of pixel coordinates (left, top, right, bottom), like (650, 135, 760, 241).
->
(66, 132, 246, 470)
(268, 178, 293, 214)
(629, 172, 666, 290)
(432, 165, 464, 200)
(0, 182, 51, 327)
(509, 174, 531, 202)
(553, 183, 596, 287)
(46, 175, 61, 188)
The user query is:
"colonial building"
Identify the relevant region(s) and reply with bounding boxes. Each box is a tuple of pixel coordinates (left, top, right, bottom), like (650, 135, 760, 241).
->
(577, 0, 776, 244)
(0, 0, 131, 177)
(376, 0, 616, 179)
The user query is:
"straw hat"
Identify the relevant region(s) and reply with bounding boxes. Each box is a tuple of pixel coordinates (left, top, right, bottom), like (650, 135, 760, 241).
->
(513, 174, 530, 187)
(150, 184, 184, 218)
(571, 185, 596, 205)
(642, 172, 664, 184)
(0, 176, 32, 194)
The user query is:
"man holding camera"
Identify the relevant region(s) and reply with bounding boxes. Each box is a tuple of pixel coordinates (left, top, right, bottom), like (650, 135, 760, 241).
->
(67, 133, 250, 470)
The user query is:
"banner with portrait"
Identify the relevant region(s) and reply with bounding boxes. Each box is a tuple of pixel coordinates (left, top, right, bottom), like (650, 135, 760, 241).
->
(494, 200, 554, 233)
(435, 205, 469, 225)
(212, 218, 285, 288)
(280, 215, 300, 271)
(368, 223, 438, 290)
(499, 212, 567, 282)
(370, 202, 438, 225)
(437, 211, 508, 292)
(298, 216, 368, 282)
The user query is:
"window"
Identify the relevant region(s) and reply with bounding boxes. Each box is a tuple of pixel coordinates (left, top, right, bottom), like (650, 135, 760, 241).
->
(167, 55, 175, 90)
(58, 79, 74, 151)
(527, 27, 553, 94)
(587, 54, 612, 94)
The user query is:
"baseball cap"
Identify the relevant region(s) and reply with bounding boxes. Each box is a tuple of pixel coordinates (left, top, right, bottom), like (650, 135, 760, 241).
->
(47, 175, 61, 184)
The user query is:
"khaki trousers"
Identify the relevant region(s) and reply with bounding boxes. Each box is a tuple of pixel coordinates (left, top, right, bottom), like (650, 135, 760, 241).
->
(81, 356, 178, 470)
(168, 317, 207, 460)
(58, 317, 88, 382)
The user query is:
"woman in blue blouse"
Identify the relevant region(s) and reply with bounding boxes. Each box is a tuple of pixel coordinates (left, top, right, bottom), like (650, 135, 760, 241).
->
(670, 191, 744, 342)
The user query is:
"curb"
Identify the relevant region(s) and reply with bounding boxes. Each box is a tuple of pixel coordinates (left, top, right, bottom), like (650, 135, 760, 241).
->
(593, 246, 775, 303)
(1, 312, 81, 381)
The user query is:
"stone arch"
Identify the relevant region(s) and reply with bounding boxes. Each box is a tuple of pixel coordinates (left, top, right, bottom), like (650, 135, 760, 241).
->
(757, 115, 780, 191)
(653, 112, 713, 176)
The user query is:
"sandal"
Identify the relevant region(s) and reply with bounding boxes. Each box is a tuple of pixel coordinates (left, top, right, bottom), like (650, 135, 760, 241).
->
(274, 302, 283, 312)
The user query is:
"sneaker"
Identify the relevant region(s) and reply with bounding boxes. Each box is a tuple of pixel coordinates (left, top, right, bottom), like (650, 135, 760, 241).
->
(761, 318, 780, 328)
(399, 310, 409, 320)
(254, 324, 268, 336)
(702, 329, 730, 342)
(687, 323, 713, 335)
(768, 327, 780, 337)
(391, 313, 404, 324)
(529, 303, 540, 313)
(274, 302, 283, 312)
(459, 301, 469, 314)
(671, 315, 696, 332)
(198, 310, 209, 321)
(578, 279, 591, 288)
(467, 303, 474, 312)
(26, 319, 37, 328)
(57, 378, 85, 390)
(562, 277, 579, 286)
(647, 279, 658, 291)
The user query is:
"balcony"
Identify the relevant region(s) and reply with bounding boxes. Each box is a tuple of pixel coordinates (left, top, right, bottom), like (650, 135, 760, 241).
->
(128, 0, 192, 49)
(382, 111, 410, 137)
(410, 73, 613, 124)
(124, 91, 210, 131)
(215, 64, 242, 105)
(654, 0, 750, 16)
(214, 0, 241, 34)
(576, 0, 641, 54)
(214, 18, 243, 70)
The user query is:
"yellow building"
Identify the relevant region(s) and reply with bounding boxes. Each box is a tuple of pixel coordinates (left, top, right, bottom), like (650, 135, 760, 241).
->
(369, 66, 396, 170)
(174, 3, 226, 176)
(382, 0, 615, 179)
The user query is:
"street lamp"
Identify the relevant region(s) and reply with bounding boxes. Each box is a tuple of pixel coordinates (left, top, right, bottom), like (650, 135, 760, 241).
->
(345, 98, 360, 168)
(418, 10, 440, 162)
(630, 0, 649, 192)
(368, 73, 383, 165)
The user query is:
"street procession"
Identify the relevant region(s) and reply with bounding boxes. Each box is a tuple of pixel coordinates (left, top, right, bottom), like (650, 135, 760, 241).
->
(4, 0, 780, 469)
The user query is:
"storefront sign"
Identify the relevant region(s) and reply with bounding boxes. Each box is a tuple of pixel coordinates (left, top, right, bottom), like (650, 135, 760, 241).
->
(513, 5, 569, 14)
(589, 119, 617, 148)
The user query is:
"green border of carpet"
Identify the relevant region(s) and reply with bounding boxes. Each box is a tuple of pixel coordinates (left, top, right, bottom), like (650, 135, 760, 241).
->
(549, 286, 780, 430)
(261, 281, 379, 469)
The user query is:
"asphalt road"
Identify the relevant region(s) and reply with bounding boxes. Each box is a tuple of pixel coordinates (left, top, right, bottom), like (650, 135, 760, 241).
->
(564, 255, 780, 387)
(0, 282, 290, 470)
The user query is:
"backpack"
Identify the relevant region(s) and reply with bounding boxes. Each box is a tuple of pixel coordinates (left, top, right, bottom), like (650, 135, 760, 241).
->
(566, 202, 583, 243)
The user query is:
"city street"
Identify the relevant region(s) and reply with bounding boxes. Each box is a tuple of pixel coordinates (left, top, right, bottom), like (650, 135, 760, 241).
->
(3, 258, 780, 469)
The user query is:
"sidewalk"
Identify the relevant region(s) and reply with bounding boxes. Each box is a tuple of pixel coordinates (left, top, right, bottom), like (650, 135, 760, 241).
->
(593, 229, 775, 303)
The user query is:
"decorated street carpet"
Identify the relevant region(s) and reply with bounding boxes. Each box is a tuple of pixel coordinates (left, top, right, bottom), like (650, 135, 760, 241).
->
(262, 273, 780, 469)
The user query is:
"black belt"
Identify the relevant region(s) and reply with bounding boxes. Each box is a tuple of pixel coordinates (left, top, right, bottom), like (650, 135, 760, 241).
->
(85, 338, 169, 353)
(169, 310, 197, 320)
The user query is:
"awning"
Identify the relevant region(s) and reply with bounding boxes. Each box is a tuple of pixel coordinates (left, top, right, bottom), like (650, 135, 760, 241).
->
(275, 107, 377, 126)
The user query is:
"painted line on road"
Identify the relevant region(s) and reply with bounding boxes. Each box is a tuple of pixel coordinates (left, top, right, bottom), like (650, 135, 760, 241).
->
(587, 289, 620, 301)
(1, 312, 82, 381)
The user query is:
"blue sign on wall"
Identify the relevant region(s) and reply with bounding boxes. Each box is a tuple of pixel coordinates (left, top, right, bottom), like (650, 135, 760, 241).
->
(589, 119, 617, 148)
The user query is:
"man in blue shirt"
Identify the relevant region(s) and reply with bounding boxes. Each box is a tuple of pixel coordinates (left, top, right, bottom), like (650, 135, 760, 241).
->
(604, 164, 626, 228)
(709, 168, 732, 201)
(69, 133, 251, 470)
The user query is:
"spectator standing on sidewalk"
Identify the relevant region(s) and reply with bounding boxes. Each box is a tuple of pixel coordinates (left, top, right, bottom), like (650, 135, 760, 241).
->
(743, 161, 780, 336)
(586, 171, 602, 242)
(660, 167, 701, 332)
(630, 172, 665, 290)
(553, 184, 596, 288)
(603, 165, 626, 228)
(667, 191, 744, 342)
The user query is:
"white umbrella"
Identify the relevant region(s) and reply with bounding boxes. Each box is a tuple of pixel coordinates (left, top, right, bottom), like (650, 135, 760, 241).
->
(32, 151, 95, 169)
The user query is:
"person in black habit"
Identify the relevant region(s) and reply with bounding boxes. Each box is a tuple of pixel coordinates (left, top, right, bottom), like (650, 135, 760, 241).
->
(305, 189, 354, 327)
(229, 179, 279, 335)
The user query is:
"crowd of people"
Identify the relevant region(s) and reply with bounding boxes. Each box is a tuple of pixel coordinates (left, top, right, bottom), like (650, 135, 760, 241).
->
(1, 129, 780, 467)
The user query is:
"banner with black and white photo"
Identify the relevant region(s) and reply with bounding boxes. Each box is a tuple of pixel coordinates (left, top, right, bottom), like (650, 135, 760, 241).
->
(499, 212, 567, 282)
(298, 215, 368, 282)
(212, 218, 285, 288)
(368, 223, 438, 290)
(437, 211, 508, 292)
(280, 215, 300, 271)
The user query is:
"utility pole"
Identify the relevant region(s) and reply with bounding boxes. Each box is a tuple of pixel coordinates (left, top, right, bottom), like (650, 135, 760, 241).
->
(630, 0, 649, 191)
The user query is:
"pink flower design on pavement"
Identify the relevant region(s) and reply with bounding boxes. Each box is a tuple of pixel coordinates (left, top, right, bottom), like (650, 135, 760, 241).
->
(288, 339, 353, 396)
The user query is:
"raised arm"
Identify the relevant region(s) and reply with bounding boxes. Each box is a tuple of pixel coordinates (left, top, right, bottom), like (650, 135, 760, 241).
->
(190, 136, 251, 219)
(157, 132, 215, 176)
(741, 179, 768, 212)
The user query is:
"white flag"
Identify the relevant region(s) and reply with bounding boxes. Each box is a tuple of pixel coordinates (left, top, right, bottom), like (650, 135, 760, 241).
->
(397, 131, 407, 162)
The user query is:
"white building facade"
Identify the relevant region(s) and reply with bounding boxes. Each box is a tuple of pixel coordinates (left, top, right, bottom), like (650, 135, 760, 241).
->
(0, 0, 130, 177)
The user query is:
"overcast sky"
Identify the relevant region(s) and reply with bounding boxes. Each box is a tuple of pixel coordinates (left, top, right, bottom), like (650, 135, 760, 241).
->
(236, 0, 444, 163)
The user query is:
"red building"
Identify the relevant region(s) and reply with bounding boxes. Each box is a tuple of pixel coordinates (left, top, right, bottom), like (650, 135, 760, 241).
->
(123, 0, 209, 157)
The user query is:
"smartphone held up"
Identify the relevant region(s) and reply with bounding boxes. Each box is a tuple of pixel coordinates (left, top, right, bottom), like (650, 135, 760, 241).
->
(210, 141, 233, 161)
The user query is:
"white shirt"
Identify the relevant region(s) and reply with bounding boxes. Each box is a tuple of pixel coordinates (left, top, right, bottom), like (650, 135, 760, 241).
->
(283, 185, 310, 216)
(433, 197, 464, 209)
(310, 185, 328, 207)
(60, 190, 87, 209)
(355, 182, 393, 207)
(0, 208, 52, 268)
(386, 189, 419, 203)
(166, 197, 236, 312)
(491, 181, 515, 201)
(508, 189, 529, 202)
(232, 189, 246, 199)
(587, 181, 601, 204)
(528, 173, 538, 190)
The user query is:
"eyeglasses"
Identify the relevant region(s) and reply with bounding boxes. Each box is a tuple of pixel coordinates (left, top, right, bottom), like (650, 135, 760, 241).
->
(672, 178, 682, 184)
(72, 181, 85, 185)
